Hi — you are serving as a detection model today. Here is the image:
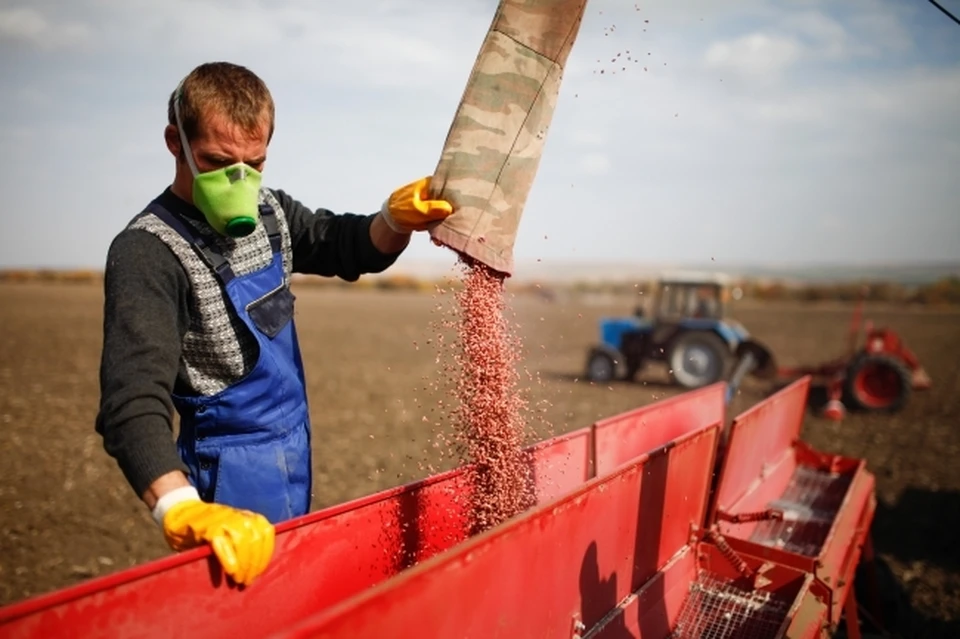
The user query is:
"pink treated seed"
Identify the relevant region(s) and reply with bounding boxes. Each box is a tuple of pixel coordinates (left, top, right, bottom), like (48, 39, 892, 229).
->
(446, 254, 537, 533)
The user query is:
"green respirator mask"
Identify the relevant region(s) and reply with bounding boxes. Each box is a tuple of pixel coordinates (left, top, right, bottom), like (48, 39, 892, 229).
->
(174, 86, 262, 238)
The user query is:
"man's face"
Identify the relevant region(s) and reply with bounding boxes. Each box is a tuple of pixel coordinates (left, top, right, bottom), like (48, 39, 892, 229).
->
(166, 107, 271, 201)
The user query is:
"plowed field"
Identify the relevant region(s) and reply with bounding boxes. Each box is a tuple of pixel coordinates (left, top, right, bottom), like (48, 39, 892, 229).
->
(1, 281, 957, 636)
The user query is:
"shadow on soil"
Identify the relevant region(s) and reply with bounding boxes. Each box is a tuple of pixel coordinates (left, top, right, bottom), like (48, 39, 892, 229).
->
(878, 488, 959, 639)
(840, 488, 960, 639)
(875, 487, 960, 575)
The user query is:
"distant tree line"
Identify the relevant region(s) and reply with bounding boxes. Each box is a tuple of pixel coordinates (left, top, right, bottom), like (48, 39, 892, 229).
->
(507, 277, 960, 306)
(2, 270, 959, 306)
(0, 269, 103, 284)
(746, 277, 960, 306)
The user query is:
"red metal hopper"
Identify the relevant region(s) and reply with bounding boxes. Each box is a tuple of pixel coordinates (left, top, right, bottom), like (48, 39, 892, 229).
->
(709, 376, 879, 635)
(0, 427, 593, 638)
(274, 393, 830, 639)
(0, 385, 728, 638)
(0, 379, 876, 638)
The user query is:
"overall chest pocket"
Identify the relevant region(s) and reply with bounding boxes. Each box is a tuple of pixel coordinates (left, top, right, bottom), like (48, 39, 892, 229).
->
(210, 420, 312, 524)
(246, 284, 296, 338)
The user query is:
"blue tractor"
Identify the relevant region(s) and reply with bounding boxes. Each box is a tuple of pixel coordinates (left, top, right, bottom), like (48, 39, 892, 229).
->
(584, 272, 771, 389)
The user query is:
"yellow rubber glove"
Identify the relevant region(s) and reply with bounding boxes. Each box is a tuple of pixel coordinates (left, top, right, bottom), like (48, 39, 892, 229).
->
(380, 176, 454, 233)
(161, 498, 276, 587)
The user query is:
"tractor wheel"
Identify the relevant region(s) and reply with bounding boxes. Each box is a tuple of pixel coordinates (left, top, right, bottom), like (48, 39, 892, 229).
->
(585, 349, 617, 383)
(844, 353, 912, 413)
(667, 331, 731, 389)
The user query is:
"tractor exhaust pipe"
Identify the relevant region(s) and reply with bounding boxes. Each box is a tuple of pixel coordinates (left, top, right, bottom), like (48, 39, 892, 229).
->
(725, 339, 777, 405)
(725, 351, 757, 405)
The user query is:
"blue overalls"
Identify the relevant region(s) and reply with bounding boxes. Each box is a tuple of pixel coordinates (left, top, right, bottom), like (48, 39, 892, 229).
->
(148, 200, 312, 525)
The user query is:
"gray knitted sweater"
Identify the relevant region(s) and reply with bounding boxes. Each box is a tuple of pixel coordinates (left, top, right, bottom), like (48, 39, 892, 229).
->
(95, 186, 402, 497)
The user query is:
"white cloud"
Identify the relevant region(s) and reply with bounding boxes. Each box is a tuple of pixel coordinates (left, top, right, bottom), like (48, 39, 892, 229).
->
(845, 7, 915, 54)
(308, 23, 476, 90)
(782, 11, 850, 58)
(0, 6, 92, 50)
(570, 130, 607, 146)
(0, 126, 35, 142)
(819, 216, 848, 231)
(704, 33, 804, 79)
(50, 0, 493, 98)
(0, 0, 958, 269)
(700, 2, 925, 83)
(14, 87, 50, 108)
(745, 96, 828, 125)
(580, 153, 611, 175)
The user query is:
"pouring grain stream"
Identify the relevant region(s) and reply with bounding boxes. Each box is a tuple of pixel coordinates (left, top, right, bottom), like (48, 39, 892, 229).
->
(426, 0, 589, 533)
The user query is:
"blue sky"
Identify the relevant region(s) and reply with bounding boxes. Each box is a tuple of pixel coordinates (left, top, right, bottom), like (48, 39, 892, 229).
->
(1, 0, 958, 275)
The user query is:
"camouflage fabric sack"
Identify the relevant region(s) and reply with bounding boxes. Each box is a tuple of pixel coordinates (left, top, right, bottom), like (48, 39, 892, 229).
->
(428, 0, 589, 276)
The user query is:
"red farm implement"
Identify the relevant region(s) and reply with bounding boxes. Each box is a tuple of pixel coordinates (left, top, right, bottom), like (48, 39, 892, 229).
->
(711, 377, 882, 635)
(731, 292, 931, 421)
(0, 380, 886, 638)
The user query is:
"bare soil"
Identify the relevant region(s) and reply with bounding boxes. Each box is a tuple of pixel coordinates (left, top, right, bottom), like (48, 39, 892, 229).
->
(1, 282, 957, 636)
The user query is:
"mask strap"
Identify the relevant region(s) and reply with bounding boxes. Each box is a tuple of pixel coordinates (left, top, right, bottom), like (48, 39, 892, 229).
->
(173, 79, 200, 178)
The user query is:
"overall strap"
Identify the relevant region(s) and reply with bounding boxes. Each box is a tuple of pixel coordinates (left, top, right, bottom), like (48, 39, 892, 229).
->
(260, 201, 282, 255)
(143, 200, 279, 287)
(147, 204, 238, 286)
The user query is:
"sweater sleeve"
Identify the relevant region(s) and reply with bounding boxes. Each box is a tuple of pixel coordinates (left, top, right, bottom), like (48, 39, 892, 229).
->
(95, 228, 192, 499)
(270, 188, 403, 281)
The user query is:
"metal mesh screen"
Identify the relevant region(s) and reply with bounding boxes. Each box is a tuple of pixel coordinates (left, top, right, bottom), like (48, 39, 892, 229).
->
(749, 465, 852, 556)
(670, 572, 792, 639)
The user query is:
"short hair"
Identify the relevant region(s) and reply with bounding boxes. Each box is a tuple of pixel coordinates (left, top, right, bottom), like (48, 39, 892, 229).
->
(167, 62, 275, 143)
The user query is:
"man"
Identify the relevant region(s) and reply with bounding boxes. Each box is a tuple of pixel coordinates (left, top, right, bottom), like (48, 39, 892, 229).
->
(95, 61, 453, 587)
(692, 286, 719, 319)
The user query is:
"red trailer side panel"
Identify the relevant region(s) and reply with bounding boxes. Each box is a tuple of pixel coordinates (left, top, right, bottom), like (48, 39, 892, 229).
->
(710, 376, 810, 522)
(0, 427, 594, 639)
(593, 381, 726, 477)
(273, 424, 720, 639)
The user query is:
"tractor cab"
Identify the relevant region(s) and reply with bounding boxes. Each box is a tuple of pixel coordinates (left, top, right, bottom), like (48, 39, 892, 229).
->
(653, 274, 728, 322)
(585, 271, 755, 389)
